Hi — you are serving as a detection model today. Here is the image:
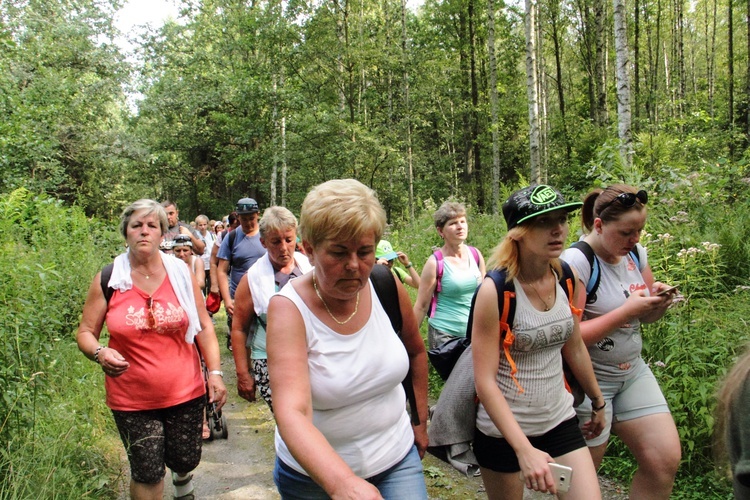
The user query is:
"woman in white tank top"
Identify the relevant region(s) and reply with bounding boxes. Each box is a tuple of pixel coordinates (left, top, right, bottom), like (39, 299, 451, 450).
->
(267, 179, 429, 500)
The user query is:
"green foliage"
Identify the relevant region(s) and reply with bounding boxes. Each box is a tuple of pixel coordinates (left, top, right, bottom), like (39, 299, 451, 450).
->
(0, 188, 122, 496)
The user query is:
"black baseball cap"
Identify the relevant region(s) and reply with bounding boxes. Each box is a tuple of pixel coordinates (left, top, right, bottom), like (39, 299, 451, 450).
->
(502, 185, 582, 230)
(236, 198, 259, 215)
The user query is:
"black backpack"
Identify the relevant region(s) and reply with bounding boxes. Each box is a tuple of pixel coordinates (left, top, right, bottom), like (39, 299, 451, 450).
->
(370, 264, 420, 425)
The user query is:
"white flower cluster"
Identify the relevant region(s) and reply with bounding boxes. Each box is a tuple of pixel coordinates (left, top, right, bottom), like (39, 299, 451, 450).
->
(676, 241, 721, 258)
(669, 211, 690, 223)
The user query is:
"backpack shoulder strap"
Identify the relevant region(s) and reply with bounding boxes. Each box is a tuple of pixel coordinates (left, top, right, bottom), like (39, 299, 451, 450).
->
(630, 244, 643, 270)
(370, 264, 418, 425)
(428, 250, 444, 317)
(370, 264, 402, 334)
(483, 269, 524, 393)
(100, 263, 115, 304)
(570, 240, 600, 304)
(557, 261, 582, 318)
(468, 245, 480, 266)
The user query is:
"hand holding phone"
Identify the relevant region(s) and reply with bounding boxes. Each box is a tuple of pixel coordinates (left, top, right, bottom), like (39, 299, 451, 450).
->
(656, 285, 678, 296)
(548, 463, 573, 493)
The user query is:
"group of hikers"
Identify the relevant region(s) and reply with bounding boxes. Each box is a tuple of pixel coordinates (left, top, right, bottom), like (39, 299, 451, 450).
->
(75, 179, 748, 499)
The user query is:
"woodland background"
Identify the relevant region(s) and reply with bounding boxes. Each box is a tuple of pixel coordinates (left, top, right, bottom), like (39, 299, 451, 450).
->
(1, 0, 750, 498)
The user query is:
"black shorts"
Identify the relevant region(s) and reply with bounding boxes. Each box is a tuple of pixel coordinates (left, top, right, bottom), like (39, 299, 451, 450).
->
(473, 417, 586, 473)
(111, 395, 205, 484)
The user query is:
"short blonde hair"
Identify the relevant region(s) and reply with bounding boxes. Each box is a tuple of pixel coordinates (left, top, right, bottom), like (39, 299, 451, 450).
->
(433, 201, 467, 229)
(120, 199, 167, 239)
(300, 179, 386, 248)
(259, 206, 298, 239)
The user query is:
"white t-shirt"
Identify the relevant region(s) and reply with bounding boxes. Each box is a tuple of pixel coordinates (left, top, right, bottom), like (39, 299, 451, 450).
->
(273, 281, 414, 478)
(561, 243, 648, 381)
(476, 278, 576, 437)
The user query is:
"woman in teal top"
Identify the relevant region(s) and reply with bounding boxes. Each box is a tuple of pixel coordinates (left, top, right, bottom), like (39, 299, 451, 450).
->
(413, 201, 486, 349)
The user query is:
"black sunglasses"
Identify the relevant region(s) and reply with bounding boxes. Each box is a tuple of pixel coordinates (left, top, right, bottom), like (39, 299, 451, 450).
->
(599, 189, 648, 213)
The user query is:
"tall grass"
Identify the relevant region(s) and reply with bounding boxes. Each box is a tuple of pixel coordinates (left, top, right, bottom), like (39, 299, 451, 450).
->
(0, 188, 124, 498)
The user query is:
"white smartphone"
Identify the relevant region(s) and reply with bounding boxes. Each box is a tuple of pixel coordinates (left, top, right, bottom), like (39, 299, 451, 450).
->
(657, 285, 678, 296)
(519, 463, 573, 493)
(548, 463, 573, 493)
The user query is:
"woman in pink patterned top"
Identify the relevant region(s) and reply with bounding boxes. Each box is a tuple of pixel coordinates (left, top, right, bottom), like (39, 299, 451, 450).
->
(77, 199, 226, 500)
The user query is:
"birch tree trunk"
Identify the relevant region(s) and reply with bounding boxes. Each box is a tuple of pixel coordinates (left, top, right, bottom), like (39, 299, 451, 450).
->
(401, 0, 415, 221)
(488, 0, 501, 214)
(525, 0, 541, 182)
(614, 0, 633, 167)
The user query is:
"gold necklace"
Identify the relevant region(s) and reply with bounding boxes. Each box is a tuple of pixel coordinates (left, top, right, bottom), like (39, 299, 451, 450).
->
(520, 269, 554, 311)
(312, 272, 360, 325)
(132, 267, 152, 279)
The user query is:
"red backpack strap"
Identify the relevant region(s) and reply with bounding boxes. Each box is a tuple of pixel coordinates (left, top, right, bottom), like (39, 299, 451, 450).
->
(428, 250, 444, 318)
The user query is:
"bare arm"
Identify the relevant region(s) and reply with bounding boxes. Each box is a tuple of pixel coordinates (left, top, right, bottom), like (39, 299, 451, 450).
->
(412, 255, 438, 328)
(395, 278, 429, 456)
(179, 225, 205, 254)
(209, 243, 221, 294)
(574, 263, 666, 347)
(192, 268, 227, 411)
(76, 273, 129, 376)
(231, 274, 257, 402)
(267, 294, 383, 499)
(396, 252, 421, 289)
(218, 259, 233, 315)
(194, 260, 205, 290)
(472, 278, 557, 494)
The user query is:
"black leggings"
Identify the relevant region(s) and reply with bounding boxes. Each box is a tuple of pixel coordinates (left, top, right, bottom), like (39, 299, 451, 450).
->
(112, 395, 205, 484)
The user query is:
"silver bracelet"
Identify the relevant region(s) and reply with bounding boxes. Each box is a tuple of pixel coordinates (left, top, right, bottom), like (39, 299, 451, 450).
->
(208, 370, 224, 377)
(94, 346, 105, 364)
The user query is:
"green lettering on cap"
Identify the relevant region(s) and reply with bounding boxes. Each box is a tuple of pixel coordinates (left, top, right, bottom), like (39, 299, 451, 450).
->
(530, 185, 557, 205)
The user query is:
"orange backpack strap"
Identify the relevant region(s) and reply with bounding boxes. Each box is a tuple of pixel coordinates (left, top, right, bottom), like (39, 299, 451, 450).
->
(499, 290, 524, 394)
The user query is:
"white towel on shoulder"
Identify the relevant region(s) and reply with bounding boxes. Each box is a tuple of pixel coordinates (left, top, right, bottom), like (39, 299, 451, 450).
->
(109, 250, 202, 343)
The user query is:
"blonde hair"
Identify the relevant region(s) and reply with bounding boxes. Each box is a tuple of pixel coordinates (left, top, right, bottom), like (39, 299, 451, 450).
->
(259, 206, 298, 239)
(300, 179, 386, 248)
(120, 199, 168, 239)
(487, 225, 562, 282)
(714, 346, 750, 465)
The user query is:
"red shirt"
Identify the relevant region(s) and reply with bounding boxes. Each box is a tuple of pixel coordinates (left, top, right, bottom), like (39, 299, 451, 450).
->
(104, 278, 204, 410)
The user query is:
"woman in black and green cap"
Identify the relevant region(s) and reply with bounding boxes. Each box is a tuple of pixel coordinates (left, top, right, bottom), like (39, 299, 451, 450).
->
(472, 185, 605, 499)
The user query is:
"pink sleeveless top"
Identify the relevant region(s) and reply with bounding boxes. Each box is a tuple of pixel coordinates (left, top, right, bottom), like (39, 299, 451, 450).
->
(104, 278, 204, 410)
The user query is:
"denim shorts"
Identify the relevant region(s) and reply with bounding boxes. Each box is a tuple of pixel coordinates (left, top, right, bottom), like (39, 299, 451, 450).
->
(576, 361, 671, 447)
(273, 445, 427, 499)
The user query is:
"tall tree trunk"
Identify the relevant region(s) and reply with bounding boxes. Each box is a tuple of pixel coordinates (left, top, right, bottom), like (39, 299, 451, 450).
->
(469, 0, 484, 210)
(728, 0, 735, 157)
(746, 0, 750, 142)
(536, 3, 548, 181)
(634, 0, 640, 125)
(614, 0, 633, 166)
(525, 0, 542, 182)
(271, 76, 278, 205)
(550, 0, 572, 160)
(594, 0, 608, 126)
(401, 0, 415, 221)
(487, 0, 501, 214)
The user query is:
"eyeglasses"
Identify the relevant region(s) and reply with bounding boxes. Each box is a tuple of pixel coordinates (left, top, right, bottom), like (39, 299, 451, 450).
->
(145, 297, 157, 330)
(598, 189, 648, 214)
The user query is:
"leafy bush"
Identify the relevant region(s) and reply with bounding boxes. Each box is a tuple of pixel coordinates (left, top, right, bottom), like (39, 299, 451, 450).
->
(0, 188, 122, 497)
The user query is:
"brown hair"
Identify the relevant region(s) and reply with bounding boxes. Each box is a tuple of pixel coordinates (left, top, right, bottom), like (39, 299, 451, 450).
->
(581, 183, 646, 233)
(433, 201, 467, 229)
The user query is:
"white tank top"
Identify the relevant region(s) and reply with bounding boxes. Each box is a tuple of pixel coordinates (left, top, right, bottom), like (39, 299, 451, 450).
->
(274, 281, 414, 478)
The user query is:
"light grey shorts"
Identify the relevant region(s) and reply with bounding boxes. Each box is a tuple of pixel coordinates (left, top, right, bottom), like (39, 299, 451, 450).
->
(576, 360, 671, 447)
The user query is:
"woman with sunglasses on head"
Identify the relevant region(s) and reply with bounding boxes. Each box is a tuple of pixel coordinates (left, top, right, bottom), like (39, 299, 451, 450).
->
(560, 184, 680, 499)
(76, 199, 226, 500)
